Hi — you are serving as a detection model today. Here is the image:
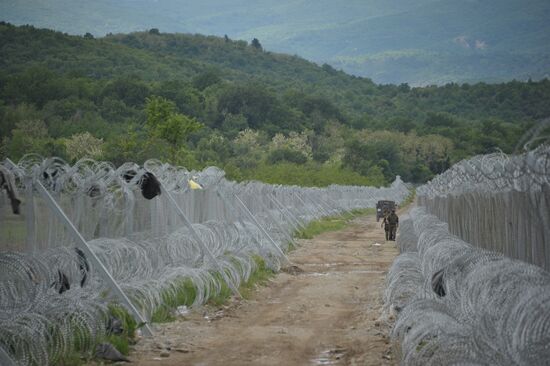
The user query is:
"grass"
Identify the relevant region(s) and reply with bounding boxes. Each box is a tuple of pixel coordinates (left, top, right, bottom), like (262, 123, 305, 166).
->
(151, 278, 197, 323)
(99, 304, 138, 357)
(207, 272, 234, 306)
(57, 351, 85, 366)
(295, 208, 375, 239)
(208, 256, 276, 304)
(239, 256, 276, 299)
(55, 303, 138, 365)
(400, 188, 416, 208)
(286, 240, 297, 252)
(150, 255, 276, 321)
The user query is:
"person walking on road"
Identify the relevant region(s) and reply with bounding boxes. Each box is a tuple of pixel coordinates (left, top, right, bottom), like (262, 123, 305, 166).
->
(381, 212, 391, 241)
(387, 209, 399, 241)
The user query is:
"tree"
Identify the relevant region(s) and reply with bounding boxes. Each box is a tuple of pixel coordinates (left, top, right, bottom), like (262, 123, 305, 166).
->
(233, 128, 263, 155)
(1, 120, 56, 159)
(63, 132, 104, 161)
(387, 117, 415, 133)
(145, 96, 176, 130)
(101, 77, 151, 107)
(196, 132, 232, 164)
(342, 136, 403, 182)
(221, 113, 248, 138)
(269, 131, 312, 159)
(0, 103, 42, 140)
(251, 38, 262, 51)
(3, 67, 68, 107)
(267, 148, 308, 165)
(103, 128, 142, 165)
(217, 84, 277, 129)
(145, 96, 203, 162)
(192, 70, 222, 91)
(156, 113, 202, 146)
(154, 80, 204, 117)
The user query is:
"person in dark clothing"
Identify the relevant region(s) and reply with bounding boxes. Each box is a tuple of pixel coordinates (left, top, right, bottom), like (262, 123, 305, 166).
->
(381, 212, 391, 241)
(386, 209, 399, 241)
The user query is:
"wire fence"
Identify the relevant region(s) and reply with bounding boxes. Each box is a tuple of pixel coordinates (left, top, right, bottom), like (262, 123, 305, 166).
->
(417, 144, 550, 270)
(0, 155, 411, 366)
(385, 207, 550, 365)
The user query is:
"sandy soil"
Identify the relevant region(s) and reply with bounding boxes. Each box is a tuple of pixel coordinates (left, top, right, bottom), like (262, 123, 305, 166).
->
(128, 214, 398, 366)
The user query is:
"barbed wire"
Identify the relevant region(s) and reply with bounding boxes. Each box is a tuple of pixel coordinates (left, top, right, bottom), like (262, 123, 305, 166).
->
(0, 156, 411, 365)
(385, 207, 550, 365)
(417, 145, 549, 199)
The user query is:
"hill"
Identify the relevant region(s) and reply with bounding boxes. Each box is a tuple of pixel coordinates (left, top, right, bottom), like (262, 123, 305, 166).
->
(1, 23, 550, 185)
(1, 0, 550, 84)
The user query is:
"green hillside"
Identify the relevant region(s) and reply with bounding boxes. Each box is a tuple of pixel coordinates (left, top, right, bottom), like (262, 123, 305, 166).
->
(1, 0, 549, 84)
(1, 23, 550, 186)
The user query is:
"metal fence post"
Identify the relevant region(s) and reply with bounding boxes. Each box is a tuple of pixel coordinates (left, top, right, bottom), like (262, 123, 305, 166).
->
(291, 191, 318, 219)
(0, 346, 16, 366)
(24, 176, 36, 253)
(214, 189, 263, 249)
(160, 186, 242, 298)
(254, 194, 295, 244)
(232, 192, 289, 262)
(34, 181, 154, 337)
(268, 193, 305, 231)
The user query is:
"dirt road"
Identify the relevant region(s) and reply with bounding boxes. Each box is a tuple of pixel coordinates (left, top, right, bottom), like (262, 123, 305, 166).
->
(130, 214, 398, 365)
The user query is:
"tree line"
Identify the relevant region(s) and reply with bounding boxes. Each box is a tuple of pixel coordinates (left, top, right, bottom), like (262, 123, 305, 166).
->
(1, 22, 549, 186)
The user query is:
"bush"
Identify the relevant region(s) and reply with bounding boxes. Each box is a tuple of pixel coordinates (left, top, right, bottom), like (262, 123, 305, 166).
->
(239, 162, 386, 187)
(267, 148, 308, 164)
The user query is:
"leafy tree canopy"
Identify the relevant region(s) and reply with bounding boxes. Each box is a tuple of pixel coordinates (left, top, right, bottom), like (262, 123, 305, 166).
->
(1, 23, 549, 186)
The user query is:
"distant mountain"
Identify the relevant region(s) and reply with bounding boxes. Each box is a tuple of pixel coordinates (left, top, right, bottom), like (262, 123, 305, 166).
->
(1, 0, 550, 85)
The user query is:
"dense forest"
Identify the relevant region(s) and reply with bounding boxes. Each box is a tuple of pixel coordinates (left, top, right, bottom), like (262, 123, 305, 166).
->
(1, 22, 550, 186)
(2, 0, 550, 84)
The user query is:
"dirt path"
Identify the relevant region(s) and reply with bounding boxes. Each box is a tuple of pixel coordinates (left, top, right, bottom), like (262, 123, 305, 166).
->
(130, 214, 398, 365)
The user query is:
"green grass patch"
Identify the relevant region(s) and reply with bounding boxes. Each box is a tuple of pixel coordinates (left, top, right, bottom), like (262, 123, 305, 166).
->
(207, 272, 233, 306)
(151, 305, 177, 323)
(207, 256, 276, 302)
(57, 351, 85, 366)
(151, 255, 276, 311)
(56, 304, 138, 364)
(296, 208, 375, 239)
(151, 278, 197, 323)
(105, 334, 130, 356)
(102, 303, 138, 356)
(401, 188, 416, 207)
(286, 241, 297, 252)
(348, 208, 377, 217)
(239, 256, 276, 299)
(236, 162, 386, 187)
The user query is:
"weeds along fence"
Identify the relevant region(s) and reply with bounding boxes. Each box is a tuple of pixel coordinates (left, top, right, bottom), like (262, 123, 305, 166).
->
(417, 145, 550, 270)
(0, 155, 410, 366)
(385, 207, 550, 365)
